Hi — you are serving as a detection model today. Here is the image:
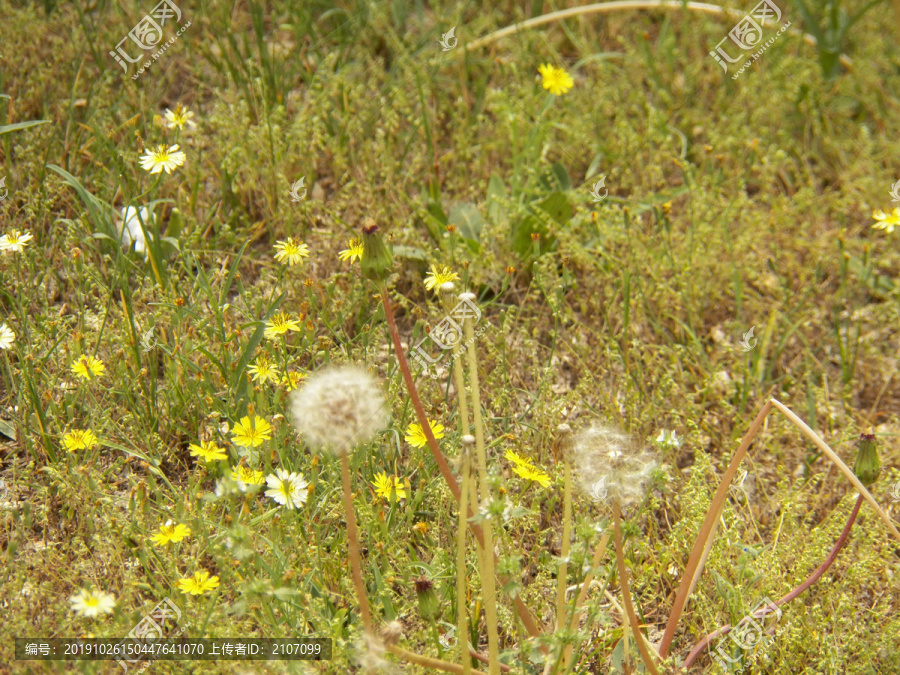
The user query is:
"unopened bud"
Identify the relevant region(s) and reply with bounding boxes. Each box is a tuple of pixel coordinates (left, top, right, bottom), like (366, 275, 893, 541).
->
(854, 433, 880, 487)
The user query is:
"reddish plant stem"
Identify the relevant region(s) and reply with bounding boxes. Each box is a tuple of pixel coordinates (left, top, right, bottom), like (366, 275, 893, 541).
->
(379, 287, 544, 641)
(682, 494, 864, 670)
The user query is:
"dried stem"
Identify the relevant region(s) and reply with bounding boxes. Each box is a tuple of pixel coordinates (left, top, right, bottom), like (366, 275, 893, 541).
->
(769, 398, 900, 543)
(612, 500, 661, 675)
(460, 1, 853, 71)
(682, 494, 864, 669)
(659, 399, 773, 657)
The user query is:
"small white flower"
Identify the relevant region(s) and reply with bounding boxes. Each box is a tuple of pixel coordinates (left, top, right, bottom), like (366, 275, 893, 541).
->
(265, 469, 309, 509)
(69, 588, 116, 617)
(290, 366, 388, 455)
(654, 429, 683, 449)
(0, 323, 14, 350)
(117, 206, 155, 254)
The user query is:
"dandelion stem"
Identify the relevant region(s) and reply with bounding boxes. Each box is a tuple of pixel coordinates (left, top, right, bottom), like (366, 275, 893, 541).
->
(340, 452, 373, 635)
(612, 500, 660, 675)
(379, 286, 544, 642)
(462, 298, 501, 675)
(561, 531, 611, 673)
(682, 494, 864, 669)
(457, 438, 473, 675)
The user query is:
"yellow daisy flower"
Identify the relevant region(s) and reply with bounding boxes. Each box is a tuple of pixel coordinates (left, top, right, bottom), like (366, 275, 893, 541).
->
(72, 355, 106, 380)
(872, 208, 900, 234)
(189, 440, 228, 462)
(150, 520, 191, 546)
(511, 462, 551, 488)
(139, 143, 187, 174)
(273, 238, 310, 266)
(504, 449, 534, 468)
(247, 355, 280, 384)
(279, 371, 306, 391)
(372, 472, 407, 502)
(63, 429, 99, 452)
(424, 264, 460, 294)
(164, 104, 196, 131)
(538, 64, 574, 96)
(176, 570, 220, 596)
(264, 312, 302, 339)
(231, 415, 273, 447)
(405, 420, 445, 448)
(230, 465, 265, 486)
(338, 237, 364, 264)
(0, 229, 34, 253)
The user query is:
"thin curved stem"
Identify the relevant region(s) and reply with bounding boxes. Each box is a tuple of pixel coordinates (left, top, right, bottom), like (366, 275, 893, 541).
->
(682, 494, 863, 670)
(612, 501, 661, 675)
(460, 0, 853, 71)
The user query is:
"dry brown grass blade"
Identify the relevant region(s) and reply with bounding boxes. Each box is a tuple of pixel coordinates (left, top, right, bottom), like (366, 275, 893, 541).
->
(658, 399, 774, 658)
(769, 398, 900, 543)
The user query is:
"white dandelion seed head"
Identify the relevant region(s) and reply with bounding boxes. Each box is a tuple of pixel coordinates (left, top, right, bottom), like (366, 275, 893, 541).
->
(573, 423, 657, 507)
(290, 366, 388, 455)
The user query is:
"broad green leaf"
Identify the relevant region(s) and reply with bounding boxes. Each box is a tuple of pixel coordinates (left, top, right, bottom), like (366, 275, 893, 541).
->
(448, 202, 485, 243)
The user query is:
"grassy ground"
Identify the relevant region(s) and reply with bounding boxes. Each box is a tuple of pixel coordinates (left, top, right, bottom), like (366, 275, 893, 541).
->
(2, 0, 900, 673)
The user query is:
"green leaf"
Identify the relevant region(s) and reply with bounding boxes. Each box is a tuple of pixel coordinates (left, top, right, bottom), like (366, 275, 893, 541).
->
(0, 120, 50, 136)
(510, 192, 572, 259)
(487, 174, 508, 225)
(392, 245, 429, 262)
(448, 202, 485, 242)
(539, 162, 572, 192)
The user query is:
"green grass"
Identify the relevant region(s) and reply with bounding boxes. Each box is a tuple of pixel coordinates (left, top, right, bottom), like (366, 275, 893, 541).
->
(1, 0, 900, 673)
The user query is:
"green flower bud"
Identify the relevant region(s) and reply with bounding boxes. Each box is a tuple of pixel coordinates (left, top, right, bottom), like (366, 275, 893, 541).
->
(361, 219, 393, 282)
(854, 433, 880, 487)
(413, 575, 440, 621)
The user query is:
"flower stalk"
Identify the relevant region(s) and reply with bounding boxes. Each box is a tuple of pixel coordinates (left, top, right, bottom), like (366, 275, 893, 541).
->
(459, 292, 502, 675)
(682, 494, 864, 669)
(612, 500, 660, 675)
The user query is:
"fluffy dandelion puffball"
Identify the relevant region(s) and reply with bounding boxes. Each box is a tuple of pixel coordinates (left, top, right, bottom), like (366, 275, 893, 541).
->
(69, 589, 116, 617)
(290, 366, 388, 455)
(573, 423, 657, 507)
